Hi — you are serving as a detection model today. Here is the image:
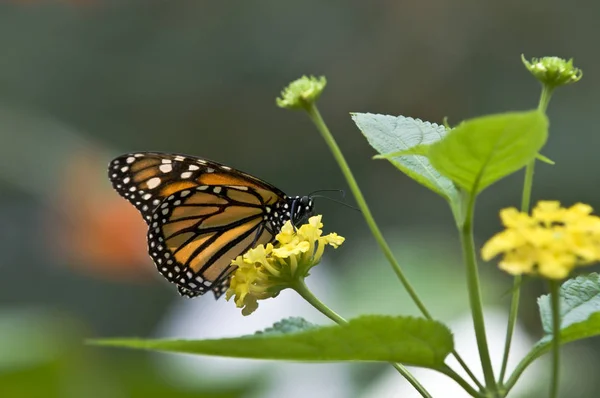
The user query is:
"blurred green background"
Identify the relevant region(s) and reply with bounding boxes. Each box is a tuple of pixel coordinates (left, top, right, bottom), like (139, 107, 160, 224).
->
(0, 1, 598, 397)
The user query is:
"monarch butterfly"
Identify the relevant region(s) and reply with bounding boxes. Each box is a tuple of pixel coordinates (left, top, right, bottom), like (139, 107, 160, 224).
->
(108, 152, 314, 299)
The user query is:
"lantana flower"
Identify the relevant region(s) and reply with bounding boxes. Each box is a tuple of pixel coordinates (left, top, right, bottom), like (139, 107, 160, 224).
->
(482, 201, 600, 279)
(226, 215, 344, 315)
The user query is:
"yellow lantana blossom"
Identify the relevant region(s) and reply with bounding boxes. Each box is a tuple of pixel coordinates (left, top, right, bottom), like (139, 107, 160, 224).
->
(226, 215, 344, 315)
(482, 201, 600, 279)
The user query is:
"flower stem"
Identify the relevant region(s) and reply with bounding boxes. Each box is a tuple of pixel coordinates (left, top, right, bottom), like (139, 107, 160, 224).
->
(549, 280, 561, 398)
(498, 83, 554, 385)
(438, 365, 483, 397)
(304, 103, 431, 318)
(303, 103, 480, 389)
(291, 279, 433, 398)
(460, 194, 496, 391)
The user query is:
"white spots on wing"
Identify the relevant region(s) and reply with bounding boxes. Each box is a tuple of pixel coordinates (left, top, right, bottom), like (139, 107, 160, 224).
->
(161, 159, 172, 164)
(203, 280, 212, 286)
(126, 156, 135, 164)
(196, 159, 206, 164)
(173, 200, 181, 206)
(147, 177, 161, 189)
(111, 173, 117, 178)
(123, 177, 130, 184)
(180, 190, 191, 197)
(134, 153, 144, 158)
(180, 171, 192, 179)
(187, 271, 193, 279)
(188, 165, 200, 171)
(153, 199, 160, 206)
(152, 222, 158, 228)
(159, 164, 172, 173)
(129, 186, 136, 192)
(206, 167, 215, 173)
(213, 187, 222, 194)
(221, 166, 231, 170)
(198, 186, 208, 191)
(174, 266, 181, 273)
(162, 208, 169, 215)
(195, 276, 204, 282)
(188, 282, 197, 288)
(121, 166, 128, 172)
(143, 193, 152, 200)
(174, 155, 186, 161)
(232, 186, 248, 191)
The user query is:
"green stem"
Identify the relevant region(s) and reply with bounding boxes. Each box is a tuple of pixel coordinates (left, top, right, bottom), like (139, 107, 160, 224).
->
(303, 103, 481, 390)
(460, 194, 496, 391)
(438, 366, 483, 398)
(503, 345, 544, 394)
(291, 279, 433, 398)
(304, 103, 431, 318)
(549, 280, 561, 398)
(498, 84, 554, 384)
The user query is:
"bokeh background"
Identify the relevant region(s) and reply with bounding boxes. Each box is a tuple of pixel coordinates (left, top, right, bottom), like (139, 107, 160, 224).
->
(0, 1, 598, 397)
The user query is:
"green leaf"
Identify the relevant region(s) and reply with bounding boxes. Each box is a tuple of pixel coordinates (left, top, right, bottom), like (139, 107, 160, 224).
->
(533, 273, 600, 358)
(428, 111, 548, 193)
(536, 153, 555, 165)
(90, 315, 453, 368)
(351, 113, 459, 204)
(373, 145, 430, 159)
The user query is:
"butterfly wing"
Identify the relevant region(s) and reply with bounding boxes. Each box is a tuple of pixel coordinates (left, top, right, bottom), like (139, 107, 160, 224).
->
(108, 152, 287, 224)
(108, 152, 288, 298)
(148, 185, 275, 297)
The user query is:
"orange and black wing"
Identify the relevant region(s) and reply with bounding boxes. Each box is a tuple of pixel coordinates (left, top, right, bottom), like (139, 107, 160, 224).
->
(148, 185, 276, 298)
(108, 152, 287, 223)
(108, 152, 288, 298)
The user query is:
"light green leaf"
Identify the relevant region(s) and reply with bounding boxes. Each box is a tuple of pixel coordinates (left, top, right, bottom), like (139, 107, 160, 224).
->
(536, 153, 555, 165)
(534, 273, 600, 357)
(373, 144, 430, 159)
(352, 113, 459, 204)
(428, 111, 548, 193)
(90, 315, 453, 368)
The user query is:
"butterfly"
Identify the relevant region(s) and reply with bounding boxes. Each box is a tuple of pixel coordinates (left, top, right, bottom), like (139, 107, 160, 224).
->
(108, 152, 315, 299)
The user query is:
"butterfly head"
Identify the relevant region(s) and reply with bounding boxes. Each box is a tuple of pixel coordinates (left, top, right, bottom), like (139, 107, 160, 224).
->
(288, 195, 315, 227)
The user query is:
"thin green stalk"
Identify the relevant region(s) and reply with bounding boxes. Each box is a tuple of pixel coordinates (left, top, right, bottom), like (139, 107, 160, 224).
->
(460, 194, 496, 391)
(438, 365, 483, 398)
(292, 280, 433, 398)
(303, 103, 481, 389)
(304, 103, 431, 318)
(503, 345, 544, 394)
(499, 84, 554, 384)
(548, 280, 561, 398)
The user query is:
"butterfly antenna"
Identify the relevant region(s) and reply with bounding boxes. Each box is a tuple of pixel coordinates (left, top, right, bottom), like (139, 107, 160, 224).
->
(310, 194, 361, 213)
(308, 189, 346, 199)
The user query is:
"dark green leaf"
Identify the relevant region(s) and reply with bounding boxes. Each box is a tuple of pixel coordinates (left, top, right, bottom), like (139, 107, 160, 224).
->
(91, 315, 453, 368)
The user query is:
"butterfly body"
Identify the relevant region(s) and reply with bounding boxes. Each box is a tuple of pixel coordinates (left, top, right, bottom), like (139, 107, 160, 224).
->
(108, 152, 314, 298)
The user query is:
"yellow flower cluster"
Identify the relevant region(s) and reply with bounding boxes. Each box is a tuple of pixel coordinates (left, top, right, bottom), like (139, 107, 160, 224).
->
(482, 201, 600, 279)
(226, 215, 344, 315)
